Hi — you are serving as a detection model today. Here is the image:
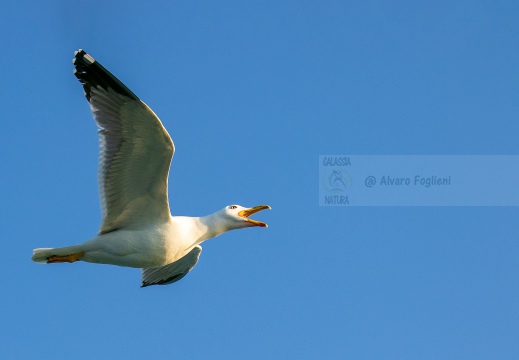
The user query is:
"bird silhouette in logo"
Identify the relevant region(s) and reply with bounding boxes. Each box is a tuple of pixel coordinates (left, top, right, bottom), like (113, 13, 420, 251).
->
(328, 170, 348, 192)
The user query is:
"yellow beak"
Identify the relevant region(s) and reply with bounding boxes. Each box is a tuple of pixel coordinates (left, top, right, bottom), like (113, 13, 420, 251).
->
(238, 205, 271, 227)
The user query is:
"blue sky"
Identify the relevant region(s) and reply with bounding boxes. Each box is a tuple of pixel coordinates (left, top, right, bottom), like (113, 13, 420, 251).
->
(1, 1, 519, 359)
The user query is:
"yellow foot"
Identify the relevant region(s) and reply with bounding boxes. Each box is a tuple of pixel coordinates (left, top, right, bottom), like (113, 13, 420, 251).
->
(46, 252, 85, 264)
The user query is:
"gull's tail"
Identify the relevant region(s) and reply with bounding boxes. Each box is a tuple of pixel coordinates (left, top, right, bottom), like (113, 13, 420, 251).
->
(32, 245, 84, 264)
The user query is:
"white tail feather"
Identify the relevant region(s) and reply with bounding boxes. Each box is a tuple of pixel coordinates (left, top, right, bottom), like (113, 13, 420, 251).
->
(32, 245, 83, 263)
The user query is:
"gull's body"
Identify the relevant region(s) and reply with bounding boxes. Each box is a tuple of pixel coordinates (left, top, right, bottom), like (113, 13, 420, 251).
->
(52, 217, 201, 269)
(32, 50, 269, 287)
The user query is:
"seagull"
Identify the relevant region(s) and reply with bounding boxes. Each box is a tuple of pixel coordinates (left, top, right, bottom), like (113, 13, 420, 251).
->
(32, 50, 270, 287)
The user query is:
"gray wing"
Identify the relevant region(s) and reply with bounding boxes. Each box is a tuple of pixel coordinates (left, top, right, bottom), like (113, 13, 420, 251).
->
(141, 246, 202, 287)
(73, 50, 174, 234)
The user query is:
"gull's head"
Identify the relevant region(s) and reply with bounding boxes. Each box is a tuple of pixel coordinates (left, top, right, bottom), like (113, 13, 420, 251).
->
(218, 204, 271, 229)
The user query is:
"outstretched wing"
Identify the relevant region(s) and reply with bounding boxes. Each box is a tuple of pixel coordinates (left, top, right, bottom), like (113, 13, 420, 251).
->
(141, 246, 202, 287)
(73, 50, 174, 234)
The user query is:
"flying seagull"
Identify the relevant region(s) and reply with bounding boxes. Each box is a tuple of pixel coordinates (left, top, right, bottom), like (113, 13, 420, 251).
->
(32, 50, 270, 287)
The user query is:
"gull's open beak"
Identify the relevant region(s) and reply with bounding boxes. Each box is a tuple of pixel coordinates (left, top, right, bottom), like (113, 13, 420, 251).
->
(238, 205, 271, 227)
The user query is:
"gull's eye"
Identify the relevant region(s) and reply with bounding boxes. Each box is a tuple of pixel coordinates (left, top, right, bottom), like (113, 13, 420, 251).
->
(229, 205, 237, 209)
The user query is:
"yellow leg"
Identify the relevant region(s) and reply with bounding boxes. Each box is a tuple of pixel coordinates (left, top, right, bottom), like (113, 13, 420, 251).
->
(46, 252, 85, 264)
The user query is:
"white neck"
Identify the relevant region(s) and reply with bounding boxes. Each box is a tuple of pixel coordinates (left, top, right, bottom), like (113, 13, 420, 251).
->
(198, 212, 231, 240)
(175, 211, 231, 250)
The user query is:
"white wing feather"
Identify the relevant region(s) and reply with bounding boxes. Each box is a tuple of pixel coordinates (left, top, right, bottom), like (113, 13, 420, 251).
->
(141, 246, 202, 287)
(74, 50, 174, 234)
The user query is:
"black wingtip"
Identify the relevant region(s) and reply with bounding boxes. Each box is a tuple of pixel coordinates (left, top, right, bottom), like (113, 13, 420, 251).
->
(72, 49, 140, 102)
(73, 49, 95, 67)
